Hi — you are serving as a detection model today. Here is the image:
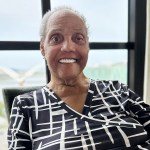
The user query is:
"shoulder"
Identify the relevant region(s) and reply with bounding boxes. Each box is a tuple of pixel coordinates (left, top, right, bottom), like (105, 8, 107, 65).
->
(14, 86, 47, 107)
(90, 79, 128, 93)
(11, 86, 47, 118)
(91, 79, 125, 88)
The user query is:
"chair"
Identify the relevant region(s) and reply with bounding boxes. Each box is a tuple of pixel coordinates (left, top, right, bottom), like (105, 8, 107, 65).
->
(2, 86, 42, 122)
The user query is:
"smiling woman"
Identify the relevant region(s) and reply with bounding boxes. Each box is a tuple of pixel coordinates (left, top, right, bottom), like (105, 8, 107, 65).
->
(40, 7, 89, 84)
(0, 0, 149, 150)
(7, 6, 150, 150)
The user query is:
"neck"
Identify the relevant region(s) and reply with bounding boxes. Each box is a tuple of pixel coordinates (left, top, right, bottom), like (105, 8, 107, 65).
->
(47, 74, 90, 95)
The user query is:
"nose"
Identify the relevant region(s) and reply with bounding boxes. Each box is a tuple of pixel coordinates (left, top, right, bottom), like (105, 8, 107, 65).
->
(61, 38, 76, 52)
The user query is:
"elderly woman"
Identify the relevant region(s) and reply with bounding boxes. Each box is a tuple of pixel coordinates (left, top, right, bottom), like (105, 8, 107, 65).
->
(8, 7, 150, 150)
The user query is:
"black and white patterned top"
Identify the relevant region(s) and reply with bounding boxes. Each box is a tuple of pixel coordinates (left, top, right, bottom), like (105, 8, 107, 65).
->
(8, 80, 150, 150)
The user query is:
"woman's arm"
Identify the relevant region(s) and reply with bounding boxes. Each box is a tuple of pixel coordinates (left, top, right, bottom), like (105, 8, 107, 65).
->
(8, 96, 32, 149)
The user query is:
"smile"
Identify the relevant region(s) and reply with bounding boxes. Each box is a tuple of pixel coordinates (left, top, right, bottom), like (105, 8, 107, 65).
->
(59, 59, 77, 63)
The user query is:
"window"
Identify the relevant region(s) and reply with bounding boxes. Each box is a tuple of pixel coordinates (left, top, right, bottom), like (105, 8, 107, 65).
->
(0, 0, 42, 41)
(0, 1, 146, 149)
(0, 1, 45, 148)
(0, 50, 46, 86)
(51, 0, 128, 83)
(51, 0, 128, 42)
(84, 50, 127, 83)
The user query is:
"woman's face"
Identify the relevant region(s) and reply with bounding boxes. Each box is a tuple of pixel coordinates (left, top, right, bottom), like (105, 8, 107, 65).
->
(41, 10, 89, 82)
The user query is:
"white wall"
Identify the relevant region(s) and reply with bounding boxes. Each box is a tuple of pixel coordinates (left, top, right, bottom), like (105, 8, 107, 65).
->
(144, 0, 150, 104)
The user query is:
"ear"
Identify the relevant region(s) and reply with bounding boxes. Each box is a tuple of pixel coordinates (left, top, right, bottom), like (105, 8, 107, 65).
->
(40, 38, 45, 56)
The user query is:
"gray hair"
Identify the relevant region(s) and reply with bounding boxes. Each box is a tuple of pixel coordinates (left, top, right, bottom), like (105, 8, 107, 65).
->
(39, 6, 89, 40)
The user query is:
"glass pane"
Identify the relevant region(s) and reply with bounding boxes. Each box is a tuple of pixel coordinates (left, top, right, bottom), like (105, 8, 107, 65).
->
(51, 0, 128, 42)
(0, 1, 42, 148)
(0, 50, 46, 87)
(84, 50, 128, 84)
(0, 50, 46, 149)
(0, 0, 42, 41)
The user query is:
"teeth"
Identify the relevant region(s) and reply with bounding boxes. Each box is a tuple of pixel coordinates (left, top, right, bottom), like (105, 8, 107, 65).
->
(59, 59, 77, 63)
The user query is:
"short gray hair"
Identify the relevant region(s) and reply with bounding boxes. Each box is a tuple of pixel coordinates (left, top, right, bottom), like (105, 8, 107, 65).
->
(39, 6, 89, 40)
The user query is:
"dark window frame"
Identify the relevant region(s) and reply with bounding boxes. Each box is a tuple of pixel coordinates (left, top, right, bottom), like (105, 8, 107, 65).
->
(128, 0, 146, 97)
(0, 0, 146, 98)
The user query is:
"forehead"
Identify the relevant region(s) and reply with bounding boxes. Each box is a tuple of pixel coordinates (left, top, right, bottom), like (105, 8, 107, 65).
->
(46, 10, 86, 33)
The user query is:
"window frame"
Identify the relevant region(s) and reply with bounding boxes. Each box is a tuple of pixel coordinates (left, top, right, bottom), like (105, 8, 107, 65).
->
(0, 0, 146, 98)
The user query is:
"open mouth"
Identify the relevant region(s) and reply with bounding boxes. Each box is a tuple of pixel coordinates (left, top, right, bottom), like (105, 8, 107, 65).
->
(59, 58, 78, 63)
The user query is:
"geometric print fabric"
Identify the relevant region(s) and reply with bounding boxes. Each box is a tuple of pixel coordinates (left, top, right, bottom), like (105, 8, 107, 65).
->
(8, 79, 150, 149)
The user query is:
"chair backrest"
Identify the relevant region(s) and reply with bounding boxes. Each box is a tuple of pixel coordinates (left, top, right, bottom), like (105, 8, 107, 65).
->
(2, 86, 42, 122)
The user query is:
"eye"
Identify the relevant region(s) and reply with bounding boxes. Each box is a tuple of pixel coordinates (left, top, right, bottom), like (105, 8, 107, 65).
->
(49, 34, 63, 45)
(73, 33, 86, 45)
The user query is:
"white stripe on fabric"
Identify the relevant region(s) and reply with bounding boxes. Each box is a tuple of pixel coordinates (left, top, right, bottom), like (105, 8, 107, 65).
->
(33, 91, 38, 120)
(117, 126, 130, 147)
(60, 114, 65, 150)
(48, 99, 53, 135)
(37, 142, 42, 150)
(42, 88, 47, 105)
(143, 120, 150, 127)
(137, 145, 148, 150)
(103, 125, 114, 144)
(29, 117, 32, 140)
(85, 121, 96, 150)
(81, 134, 88, 150)
(74, 118, 77, 135)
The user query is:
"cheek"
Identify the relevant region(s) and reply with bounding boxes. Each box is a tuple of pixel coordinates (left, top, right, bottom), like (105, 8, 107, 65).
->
(82, 48, 89, 61)
(46, 54, 56, 67)
(44, 46, 58, 60)
(44, 48, 58, 68)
